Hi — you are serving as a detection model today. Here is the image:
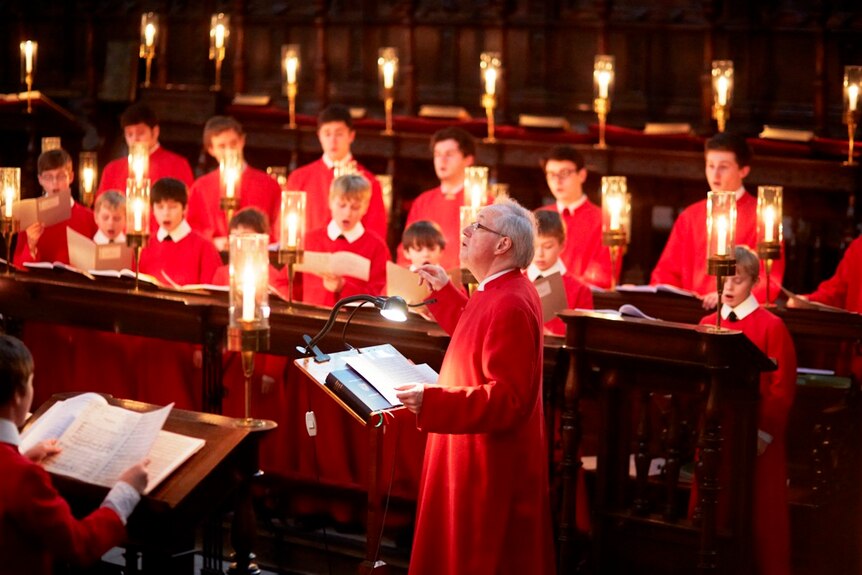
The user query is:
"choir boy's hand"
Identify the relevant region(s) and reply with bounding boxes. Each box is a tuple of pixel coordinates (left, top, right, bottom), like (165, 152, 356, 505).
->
(24, 439, 61, 464)
(322, 273, 345, 293)
(415, 264, 449, 292)
(119, 459, 151, 493)
(700, 291, 719, 310)
(25, 222, 45, 255)
(395, 383, 425, 415)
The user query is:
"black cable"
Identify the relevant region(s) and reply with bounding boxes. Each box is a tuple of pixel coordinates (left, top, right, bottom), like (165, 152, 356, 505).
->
(341, 301, 372, 352)
(372, 414, 401, 566)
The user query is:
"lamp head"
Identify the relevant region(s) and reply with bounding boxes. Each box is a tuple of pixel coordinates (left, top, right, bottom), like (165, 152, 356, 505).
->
(379, 295, 408, 322)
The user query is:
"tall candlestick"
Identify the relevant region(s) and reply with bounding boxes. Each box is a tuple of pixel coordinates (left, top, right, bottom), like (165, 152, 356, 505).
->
(242, 266, 256, 322)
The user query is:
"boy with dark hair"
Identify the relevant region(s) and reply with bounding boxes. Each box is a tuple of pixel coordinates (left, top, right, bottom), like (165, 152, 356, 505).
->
(651, 133, 784, 307)
(14, 149, 98, 266)
(186, 116, 282, 251)
(527, 210, 593, 335)
(285, 105, 387, 240)
(98, 103, 194, 194)
(536, 145, 615, 288)
(401, 220, 447, 270)
(398, 127, 476, 270)
(0, 334, 148, 575)
(695, 245, 795, 575)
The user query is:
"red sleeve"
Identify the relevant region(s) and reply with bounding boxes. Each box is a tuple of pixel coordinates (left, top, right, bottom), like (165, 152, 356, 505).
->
(198, 240, 223, 284)
(427, 279, 468, 335)
(650, 211, 689, 288)
(759, 318, 797, 438)
(19, 463, 126, 566)
(186, 179, 215, 241)
(807, 237, 861, 308)
(97, 159, 126, 196)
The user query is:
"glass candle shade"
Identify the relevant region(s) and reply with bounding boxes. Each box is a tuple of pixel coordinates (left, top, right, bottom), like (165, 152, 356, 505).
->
(844, 66, 862, 120)
(463, 166, 489, 209)
(712, 60, 734, 109)
(128, 142, 149, 186)
(79, 152, 98, 206)
(20, 41, 37, 83)
(126, 178, 151, 236)
(480, 52, 501, 97)
(220, 149, 242, 200)
(378, 47, 399, 92)
(332, 160, 358, 179)
(41, 137, 61, 153)
(706, 191, 737, 259)
(0, 168, 21, 220)
(601, 176, 630, 245)
(229, 233, 270, 329)
(281, 44, 300, 93)
(279, 191, 306, 252)
(209, 13, 229, 60)
(593, 55, 615, 101)
(757, 186, 783, 254)
(140, 12, 158, 58)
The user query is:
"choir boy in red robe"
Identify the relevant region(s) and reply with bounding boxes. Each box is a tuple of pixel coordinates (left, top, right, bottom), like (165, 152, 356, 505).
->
(396, 199, 555, 575)
(397, 127, 476, 271)
(536, 145, 614, 288)
(186, 116, 282, 251)
(298, 174, 389, 307)
(651, 133, 785, 308)
(93, 190, 127, 245)
(14, 149, 98, 266)
(0, 335, 148, 575)
(789, 235, 862, 384)
(285, 105, 387, 240)
(136, 178, 222, 410)
(97, 103, 194, 194)
(528, 210, 594, 336)
(401, 220, 446, 271)
(696, 246, 796, 575)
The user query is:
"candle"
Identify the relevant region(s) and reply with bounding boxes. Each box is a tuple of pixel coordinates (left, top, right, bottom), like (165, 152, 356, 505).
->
(763, 205, 775, 242)
(849, 84, 859, 113)
(130, 155, 145, 185)
(4, 187, 14, 219)
(133, 198, 144, 232)
(597, 71, 610, 99)
(225, 167, 237, 198)
(471, 184, 482, 209)
(23, 42, 34, 74)
(242, 266, 256, 322)
(382, 60, 395, 90)
(145, 23, 156, 47)
(287, 212, 298, 248)
(715, 215, 728, 256)
(717, 76, 729, 106)
(214, 24, 225, 50)
(484, 67, 497, 96)
(82, 167, 95, 194)
(286, 56, 298, 85)
(609, 196, 622, 231)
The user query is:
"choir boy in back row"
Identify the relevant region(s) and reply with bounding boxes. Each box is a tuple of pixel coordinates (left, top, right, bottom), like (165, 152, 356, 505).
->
(97, 103, 194, 194)
(298, 174, 389, 307)
(14, 149, 97, 266)
(93, 190, 127, 244)
(537, 146, 615, 288)
(401, 220, 447, 271)
(650, 133, 785, 307)
(527, 210, 593, 336)
(398, 127, 476, 271)
(187, 116, 282, 250)
(0, 334, 149, 575)
(695, 246, 795, 575)
(285, 105, 388, 240)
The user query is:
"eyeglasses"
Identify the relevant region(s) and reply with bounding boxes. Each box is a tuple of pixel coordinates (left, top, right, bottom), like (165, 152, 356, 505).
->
(545, 168, 577, 181)
(39, 171, 71, 184)
(467, 221, 504, 236)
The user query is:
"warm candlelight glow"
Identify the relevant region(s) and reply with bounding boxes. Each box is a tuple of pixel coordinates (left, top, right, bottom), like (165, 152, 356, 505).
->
(717, 76, 729, 107)
(82, 167, 95, 193)
(4, 187, 14, 219)
(464, 167, 489, 210)
(849, 85, 859, 113)
(480, 52, 501, 98)
(716, 215, 728, 256)
(133, 198, 144, 232)
(763, 205, 775, 242)
(609, 195, 622, 230)
(286, 56, 298, 85)
(242, 265, 256, 322)
(22, 41, 35, 74)
(279, 191, 306, 255)
(214, 24, 225, 49)
(597, 71, 611, 99)
(145, 23, 155, 47)
(287, 212, 298, 248)
(484, 67, 497, 96)
(593, 55, 615, 101)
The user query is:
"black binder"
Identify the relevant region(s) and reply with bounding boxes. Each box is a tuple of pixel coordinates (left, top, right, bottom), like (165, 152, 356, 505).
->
(324, 366, 396, 423)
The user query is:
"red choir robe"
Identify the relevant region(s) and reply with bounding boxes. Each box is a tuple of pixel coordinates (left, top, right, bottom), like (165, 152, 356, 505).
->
(97, 145, 194, 194)
(806, 236, 862, 382)
(135, 224, 222, 410)
(285, 158, 388, 241)
(411, 270, 555, 575)
(537, 201, 616, 289)
(299, 224, 389, 307)
(397, 186, 464, 271)
(0, 440, 127, 575)
(186, 166, 282, 242)
(650, 192, 785, 303)
(696, 301, 796, 575)
(13, 202, 98, 266)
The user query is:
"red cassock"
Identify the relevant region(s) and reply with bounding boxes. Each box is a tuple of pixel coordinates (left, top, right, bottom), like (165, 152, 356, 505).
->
(97, 146, 194, 194)
(650, 192, 785, 302)
(806, 236, 862, 382)
(136, 232, 222, 410)
(536, 202, 615, 289)
(13, 203, 98, 267)
(397, 186, 464, 271)
(0, 442, 126, 575)
(544, 273, 594, 336)
(285, 159, 388, 241)
(186, 167, 282, 242)
(412, 271, 555, 575)
(298, 227, 389, 307)
(696, 307, 796, 575)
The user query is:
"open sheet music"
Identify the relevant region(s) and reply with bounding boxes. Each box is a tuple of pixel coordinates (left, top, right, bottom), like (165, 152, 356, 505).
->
(533, 272, 569, 323)
(21, 393, 205, 494)
(67, 228, 133, 271)
(294, 250, 370, 281)
(14, 190, 73, 229)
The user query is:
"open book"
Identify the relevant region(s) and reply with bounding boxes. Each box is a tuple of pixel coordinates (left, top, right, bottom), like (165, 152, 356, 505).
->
(780, 286, 855, 314)
(13, 190, 72, 229)
(21, 393, 205, 494)
(294, 250, 370, 281)
(587, 304, 657, 321)
(67, 228, 133, 271)
(386, 262, 431, 306)
(534, 272, 569, 323)
(616, 283, 698, 298)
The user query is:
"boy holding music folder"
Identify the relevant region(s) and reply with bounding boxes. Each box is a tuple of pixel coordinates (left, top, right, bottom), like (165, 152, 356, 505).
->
(296, 173, 389, 307)
(0, 335, 148, 575)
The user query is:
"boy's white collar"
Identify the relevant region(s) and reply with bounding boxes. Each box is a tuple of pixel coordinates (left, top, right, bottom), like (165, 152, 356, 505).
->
(721, 293, 759, 321)
(326, 220, 364, 243)
(157, 219, 191, 242)
(526, 259, 567, 282)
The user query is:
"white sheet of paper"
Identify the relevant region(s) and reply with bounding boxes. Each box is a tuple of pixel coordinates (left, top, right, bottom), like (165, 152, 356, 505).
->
(347, 351, 438, 406)
(386, 261, 430, 305)
(295, 250, 370, 281)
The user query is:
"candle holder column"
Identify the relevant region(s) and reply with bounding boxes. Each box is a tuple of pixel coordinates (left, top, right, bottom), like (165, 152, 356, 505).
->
(0, 168, 21, 273)
(756, 186, 782, 305)
(125, 178, 151, 291)
(706, 191, 737, 330)
(278, 191, 306, 307)
(593, 55, 615, 149)
(480, 52, 501, 143)
(601, 176, 630, 290)
(843, 66, 861, 166)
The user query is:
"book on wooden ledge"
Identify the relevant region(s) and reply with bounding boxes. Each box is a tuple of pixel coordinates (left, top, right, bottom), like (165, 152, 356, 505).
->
(20, 393, 205, 495)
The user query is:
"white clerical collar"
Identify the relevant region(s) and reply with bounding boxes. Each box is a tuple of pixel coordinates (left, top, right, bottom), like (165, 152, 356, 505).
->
(322, 153, 354, 170)
(478, 267, 516, 291)
(157, 219, 191, 242)
(721, 293, 759, 321)
(0, 418, 20, 447)
(94, 230, 126, 245)
(526, 259, 567, 282)
(327, 219, 364, 243)
(556, 195, 588, 214)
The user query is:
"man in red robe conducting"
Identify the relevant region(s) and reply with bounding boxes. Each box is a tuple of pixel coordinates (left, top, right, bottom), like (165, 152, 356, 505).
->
(396, 198, 555, 575)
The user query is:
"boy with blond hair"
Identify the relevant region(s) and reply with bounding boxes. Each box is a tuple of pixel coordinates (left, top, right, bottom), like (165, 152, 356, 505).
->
(92, 190, 127, 244)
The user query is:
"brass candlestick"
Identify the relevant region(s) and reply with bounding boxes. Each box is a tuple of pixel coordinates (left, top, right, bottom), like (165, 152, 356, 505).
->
(845, 114, 858, 167)
(483, 93, 496, 143)
(126, 232, 147, 291)
(278, 248, 303, 308)
(713, 104, 728, 134)
(757, 242, 781, 307)
(383, 88, 395, 136)
(228, 325, 271, 428)
(1, 218, 19, 274)
(707, 256, 736, 331)
(287, 83, 298, 129)
(602, 229, 626, 291)
(220, 196, 240, 229)
(594, 97, 609, 149)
